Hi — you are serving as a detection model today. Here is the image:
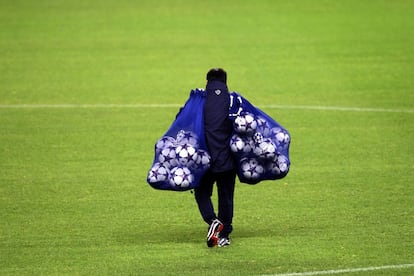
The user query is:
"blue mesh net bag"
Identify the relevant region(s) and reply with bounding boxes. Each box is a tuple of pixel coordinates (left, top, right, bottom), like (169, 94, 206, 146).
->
(147, 89, 211, 191)
(229, 92, 291, 184)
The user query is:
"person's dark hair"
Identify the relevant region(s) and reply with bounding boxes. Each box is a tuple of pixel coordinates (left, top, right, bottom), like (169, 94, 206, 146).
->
(206, 68, 227, 84)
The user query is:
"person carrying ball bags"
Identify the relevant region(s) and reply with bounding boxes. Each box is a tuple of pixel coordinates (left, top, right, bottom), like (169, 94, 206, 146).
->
(147, 68, 291, 248)
(194, 68, 237, 248)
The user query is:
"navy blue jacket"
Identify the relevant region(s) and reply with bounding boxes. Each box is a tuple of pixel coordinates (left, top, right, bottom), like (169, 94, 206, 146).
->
(203, 81, 236, 173)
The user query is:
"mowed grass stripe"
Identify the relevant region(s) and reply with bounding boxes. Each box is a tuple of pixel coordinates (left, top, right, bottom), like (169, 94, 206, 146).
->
(0, 104, 413, 113)
(261, 263, 414, 276)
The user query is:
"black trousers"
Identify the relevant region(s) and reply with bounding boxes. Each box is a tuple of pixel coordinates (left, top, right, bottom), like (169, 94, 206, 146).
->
(194, 169, 236, 238)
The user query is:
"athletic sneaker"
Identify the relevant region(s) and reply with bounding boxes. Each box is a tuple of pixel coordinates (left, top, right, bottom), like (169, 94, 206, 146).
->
(218, 237, 230, 247)
(206, 219, 223, 247)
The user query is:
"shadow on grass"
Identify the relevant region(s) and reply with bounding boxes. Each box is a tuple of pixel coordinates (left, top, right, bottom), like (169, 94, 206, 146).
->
(113, 219, 294, 246)
(113, 221, 205, 245)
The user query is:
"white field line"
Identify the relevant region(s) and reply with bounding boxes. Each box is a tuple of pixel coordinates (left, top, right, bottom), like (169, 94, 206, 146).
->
(263, 104, 414, 113)
(261, 263, 414, 276)
(0, 103, 413, 113)
(0, 103, 182, 109)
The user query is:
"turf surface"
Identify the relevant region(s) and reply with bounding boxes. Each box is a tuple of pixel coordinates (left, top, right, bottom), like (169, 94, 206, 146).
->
(1, 0, 413, 275)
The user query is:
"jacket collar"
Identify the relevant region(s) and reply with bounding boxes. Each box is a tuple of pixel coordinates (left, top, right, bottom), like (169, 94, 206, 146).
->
(206, 80, 228, 93)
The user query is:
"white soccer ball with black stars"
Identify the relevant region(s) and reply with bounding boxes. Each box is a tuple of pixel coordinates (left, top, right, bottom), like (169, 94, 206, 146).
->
(147, 162, 170, 183)
(230, 134, 255, 155)
(276, 154, 290, 173)
(234, 113, 257, 135)
(240, 158, 265, 181)
(230, 134, 246, 153)
(169, 166, 194, 188)
(243, 137, 256, 154)
(158, 145, 178, 168)
(266, 159, 281, 176)
(176, 130, 199, 147)
(155, 136, 176, 154)
(195, 149, 211, 169)
(253, 138, 277, 160)
(175, 143, 198, 167)
(256, 116, 271, 137)
(271, 127, 291, 146)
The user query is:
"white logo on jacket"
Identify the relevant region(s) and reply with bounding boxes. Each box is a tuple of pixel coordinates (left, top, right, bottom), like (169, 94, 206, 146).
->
(215, 89, 221, 95)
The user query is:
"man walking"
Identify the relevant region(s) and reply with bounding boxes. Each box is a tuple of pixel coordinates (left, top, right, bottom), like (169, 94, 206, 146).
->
(194, 68, 237, 248)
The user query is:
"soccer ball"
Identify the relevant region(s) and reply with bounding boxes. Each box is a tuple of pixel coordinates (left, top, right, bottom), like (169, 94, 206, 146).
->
(230, 134, 245, 153)
(158, 145, 178, 168)
(253, 138, 277, 160)
(169, 166, 194, 188)
(230, 134, 255, 155)
(253, 132, 264, 144)
(155, 136, 176, 154)
(195, 149, 211, 169)
(256, 116, 271, 137)
(234, 113, 257, 135)
(176, 130, 199, 147)
(240, 158, 264, 181)
(276, 154, 290, 173)
(265, 154, 290, 178)
(266, 159, 281, 176)
(271, 127, 290, 147)
(242, 137, 256, 154)
(175, 143, 198, 167)
(147, 162, 170, 183)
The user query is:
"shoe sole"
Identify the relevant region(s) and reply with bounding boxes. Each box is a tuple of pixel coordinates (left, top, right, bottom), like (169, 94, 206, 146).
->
(218, 238, 230, 247)
(207, 221, 223, 247)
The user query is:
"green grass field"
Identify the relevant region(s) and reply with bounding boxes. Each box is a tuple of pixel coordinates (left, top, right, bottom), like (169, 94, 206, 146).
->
(1, 0, 413, 275)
